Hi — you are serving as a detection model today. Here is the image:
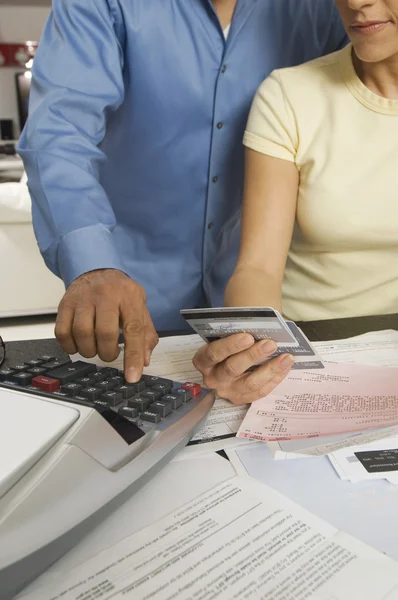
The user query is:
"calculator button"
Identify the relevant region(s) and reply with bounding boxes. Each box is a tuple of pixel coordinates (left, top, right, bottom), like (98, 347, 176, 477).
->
(108, 376, 124, 387)
(152, 382, 173, 395)
(130, 380, 147, 392)
(76, 376, 94, 386)
(128, 397, 151, 412)
(80, 387, 102, 401)
(38, 355, 55, 362)
(142, 375, 173, 388)
(182, 382, 201, 396)
(24, 359, 44, 367)
(90, 371, 107, 384)
(141, 389, 163, 403)
(28, 367, 47, 377)
(60, 383, 83, 397)
(98, 367, 120, 378)
(114, 384, 138, 399)
(32, 376, 60, 392)
(96, 380, 118, 392)
(10, 372, 32, 386)
(41, 358, 72, 370)
(100, 391, 123, 407)
(174, 388, 193, 403)
(161, 394, 183, 409)
(118, 406, 138, 419)
(49, 361, 97, 384)
(0, 369, 15, 381)
(149, 401, 172, 417)
(141, 411, 161, 423)
(13, 364, 28, 372)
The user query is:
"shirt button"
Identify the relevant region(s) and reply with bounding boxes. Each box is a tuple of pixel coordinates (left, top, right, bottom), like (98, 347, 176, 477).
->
(221, 65, 227, 73)
(216, 122, 223, 130)
(212, 176, 218, 183)
(207, 222, 213, 229)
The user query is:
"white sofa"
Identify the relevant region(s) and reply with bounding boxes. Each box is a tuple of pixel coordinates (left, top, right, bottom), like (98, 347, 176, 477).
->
(0, 172, 64, 317)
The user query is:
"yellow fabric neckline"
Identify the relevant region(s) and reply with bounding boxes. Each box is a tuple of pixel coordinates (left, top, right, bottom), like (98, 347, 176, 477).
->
(338, 43, 398, 115)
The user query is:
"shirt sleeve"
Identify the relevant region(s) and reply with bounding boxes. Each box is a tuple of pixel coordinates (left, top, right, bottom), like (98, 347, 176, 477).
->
(243, 71, 297, 163)
(17, 0, 126, 287)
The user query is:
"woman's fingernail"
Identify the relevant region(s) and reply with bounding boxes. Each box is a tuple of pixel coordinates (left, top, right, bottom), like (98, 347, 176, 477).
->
(279, 354, 295, 369)
(238, 334, 254, 348)
(260, 340, 277, 354)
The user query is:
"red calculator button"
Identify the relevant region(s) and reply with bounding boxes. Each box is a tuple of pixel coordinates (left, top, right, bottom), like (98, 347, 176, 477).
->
(32, 376, 60, 392)
(182, 382, 201, 396)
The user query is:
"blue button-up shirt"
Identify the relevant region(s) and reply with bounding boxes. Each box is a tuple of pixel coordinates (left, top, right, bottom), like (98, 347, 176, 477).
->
(19, 0, 346, 330)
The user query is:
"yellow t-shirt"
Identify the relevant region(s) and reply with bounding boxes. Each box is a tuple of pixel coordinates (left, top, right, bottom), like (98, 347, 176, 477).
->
(243, 43, 398, 322)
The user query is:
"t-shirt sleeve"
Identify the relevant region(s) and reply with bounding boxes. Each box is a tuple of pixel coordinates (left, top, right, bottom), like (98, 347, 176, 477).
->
(243, 70, 297, 163)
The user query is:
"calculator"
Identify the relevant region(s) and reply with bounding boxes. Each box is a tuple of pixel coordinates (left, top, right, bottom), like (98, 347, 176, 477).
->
(0, 354, 215, 600)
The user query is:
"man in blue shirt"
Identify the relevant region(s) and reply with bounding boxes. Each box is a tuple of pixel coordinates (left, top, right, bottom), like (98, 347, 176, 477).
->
(19, 0, 346, 403)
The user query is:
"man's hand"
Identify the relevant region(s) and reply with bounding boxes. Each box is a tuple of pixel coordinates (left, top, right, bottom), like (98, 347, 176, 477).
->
(55, 269, 158, 382)
(193, 334, 295, 404)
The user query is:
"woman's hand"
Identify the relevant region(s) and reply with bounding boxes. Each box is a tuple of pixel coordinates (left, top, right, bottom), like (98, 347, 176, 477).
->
(193, 333, 295, 404)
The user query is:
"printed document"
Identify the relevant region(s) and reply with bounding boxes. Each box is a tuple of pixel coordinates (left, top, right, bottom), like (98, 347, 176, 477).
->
(238, 361, 398, 441)
(20, 477, 398, 600)
(268, 330, 398, 457)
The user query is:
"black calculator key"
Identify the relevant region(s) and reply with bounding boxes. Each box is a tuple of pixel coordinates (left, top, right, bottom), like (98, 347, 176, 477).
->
(13, 364, 28, 372)
(24, 359, 44, 367)
(174, 388, 193, 403)
(114, 384, 138, 399)
(141, 411, 161, 423)
(61, 383, 83, 397)
(42, 358, 72, 371)
(81, 387, 102, 401)
(162, 394, 183, 410)
(38, 355, 55, 362)
(90, 371, 107, 384)
(76, 376, 95, 386)
(142, 375, 173, 388)
(149, 401, 172, 417)
(10, 372, 32, 386)
(49, 361, 97, 384)
(128, 397, 151, 412)
(100, 391, 123, 407)
(96, 380, 118, 392)
(99, 367, 120, 377)
(141, 389, 163, 403)
(152, 382, 173, 395)
(129, 380, 147, 392)
(118, 406, 138, 419)
(108, 376, 124, 387)
(0, 369, 14, 381)
(28, 367, 48, 376)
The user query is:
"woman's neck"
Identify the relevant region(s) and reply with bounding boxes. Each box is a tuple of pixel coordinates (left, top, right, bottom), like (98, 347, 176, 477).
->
(353, 50, 398, 99)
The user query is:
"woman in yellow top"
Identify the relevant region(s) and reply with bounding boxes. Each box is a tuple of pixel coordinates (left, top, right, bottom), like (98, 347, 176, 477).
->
(224, 0, 398, 322)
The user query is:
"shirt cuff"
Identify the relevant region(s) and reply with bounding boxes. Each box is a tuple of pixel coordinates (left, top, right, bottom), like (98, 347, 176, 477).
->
(243, 131, 295, 163)
(57, 224, 126, 287)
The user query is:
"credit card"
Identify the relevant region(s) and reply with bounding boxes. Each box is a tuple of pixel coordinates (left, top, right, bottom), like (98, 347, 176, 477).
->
(180, 308, 324, 369)
(180, 307, 297, 346)
(281, 322, 324, 370)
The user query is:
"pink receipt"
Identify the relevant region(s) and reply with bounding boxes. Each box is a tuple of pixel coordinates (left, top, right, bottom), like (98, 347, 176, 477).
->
(237, 361, 398, 441)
